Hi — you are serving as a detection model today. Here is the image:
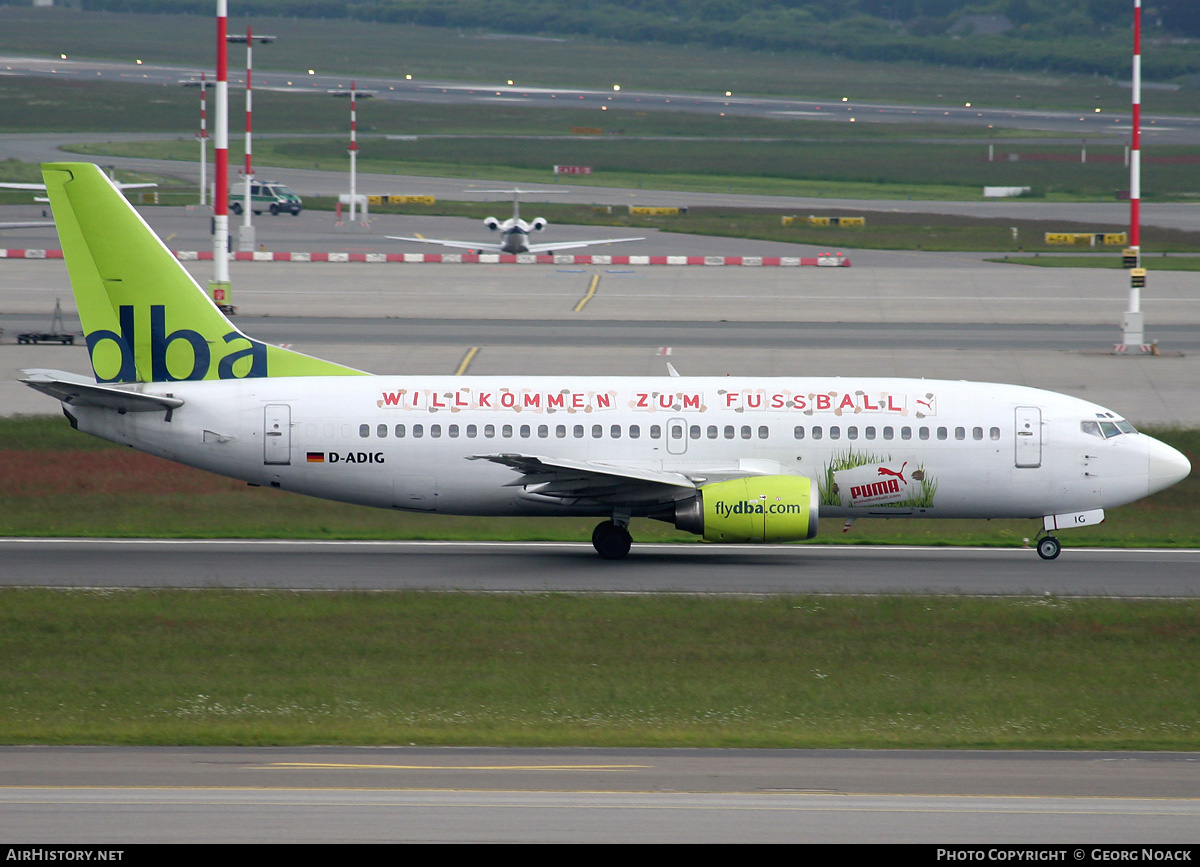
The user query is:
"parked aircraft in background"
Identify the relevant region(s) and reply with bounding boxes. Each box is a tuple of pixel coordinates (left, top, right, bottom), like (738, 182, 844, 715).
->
(0, 174, 155, 229)
(388, 188, 644, 254)
(21, 164, 1191, 560)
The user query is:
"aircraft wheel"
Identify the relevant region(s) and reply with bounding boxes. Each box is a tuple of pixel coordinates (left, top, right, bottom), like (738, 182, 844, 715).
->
(592, 521, 632, 560)
(1036, 536, 1061, 561)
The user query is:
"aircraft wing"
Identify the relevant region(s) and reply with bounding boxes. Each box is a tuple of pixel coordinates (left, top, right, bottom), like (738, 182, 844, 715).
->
(0, 182, 155, 191)
(21, 369, 184, 413)
(523, 237, 644, 253)
(385, 235, 505, 253)
(467, 453, 696, 506)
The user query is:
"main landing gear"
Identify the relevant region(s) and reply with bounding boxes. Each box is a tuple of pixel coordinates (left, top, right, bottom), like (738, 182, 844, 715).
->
(592, 520, 632, 560)
(1035, 534, 1061, 561)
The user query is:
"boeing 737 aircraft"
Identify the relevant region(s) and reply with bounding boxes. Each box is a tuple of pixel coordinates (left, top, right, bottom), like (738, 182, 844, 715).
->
(22, 164, 1191, 559)
(387, 189, 645, 255)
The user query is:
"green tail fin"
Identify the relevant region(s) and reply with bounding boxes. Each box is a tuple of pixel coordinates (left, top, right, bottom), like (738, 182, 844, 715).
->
(42, 162, 365, 383)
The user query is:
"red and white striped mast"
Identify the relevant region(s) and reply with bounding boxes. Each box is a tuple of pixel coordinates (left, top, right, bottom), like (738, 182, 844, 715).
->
(241, 24, 255, 243)
(196, 72, 208, 206)
(348, 79, 360, 223)
(1120, 0, 1146, 350)
(209, 0, 230, 304)
(225, 28, 275, 250)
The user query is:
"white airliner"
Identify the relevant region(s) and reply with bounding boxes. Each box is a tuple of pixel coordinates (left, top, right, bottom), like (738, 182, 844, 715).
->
(387, 188, 645, 255)
(21, 163, 1191, 560)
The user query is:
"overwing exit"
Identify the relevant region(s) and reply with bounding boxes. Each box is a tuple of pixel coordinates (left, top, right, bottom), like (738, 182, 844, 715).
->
(387, 188, 644, 254)
(21, 163, 1191, 561)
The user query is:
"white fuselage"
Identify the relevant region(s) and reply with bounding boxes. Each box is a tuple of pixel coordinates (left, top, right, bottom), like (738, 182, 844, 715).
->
(68, 375, 1185, 524)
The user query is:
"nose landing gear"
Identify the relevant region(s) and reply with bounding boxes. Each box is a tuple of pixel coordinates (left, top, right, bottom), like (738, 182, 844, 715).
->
(1036, 535, 1061, 561)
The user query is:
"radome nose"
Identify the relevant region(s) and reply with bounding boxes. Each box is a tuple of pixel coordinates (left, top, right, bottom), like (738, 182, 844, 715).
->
(1146, 436, 1191, 495)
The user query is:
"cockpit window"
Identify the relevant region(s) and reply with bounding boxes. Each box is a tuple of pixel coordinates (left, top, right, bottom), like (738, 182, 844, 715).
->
(1082, 419, 1139, 439)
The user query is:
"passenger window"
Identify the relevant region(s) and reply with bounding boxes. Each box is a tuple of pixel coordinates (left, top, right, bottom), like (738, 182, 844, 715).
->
(520, 425, 531, 438)
(430, 424, 441, 438)
(376, 424, 387, 438)
(937, 427, 948, 441)
(741, 425, 752, 440)
(919, 427, 930, 441)
(670, 425, 683, 440)
(538, 425, 549, 438)
(449, 424, 459, 438)
(556, 425, 566, 438)
(592, 424, 603, 438)
(413, 424, 424, 438)
(883, 426, 894, 440)
(794, 426, 805, 440)
(650, 425, 661, 439)
(574, 425, 584, 438)
(502, 424, 512, 438)
(990, 427, 1000, 440)
(611, 425, 621, 439)
(848, 426, 858, 440)
(359, 424, 369, 438)
(467, 424, 477, 438)
(955, 427, 965, 440)
(901, 427, 912, 440)
(485, 424, 496, 438)
(690, 425, 701, 439)
(758, 426, 769, 439)
(812, 426, 823, 440)
(725, 425, 735, 439)
(394, 424, 406, 438)
(707, 425, 718, 439)
(973, 427, 983, 440)
(629, 425, 640, 439)
(829, 426, 840, 440)
(865, 426, 876, 440)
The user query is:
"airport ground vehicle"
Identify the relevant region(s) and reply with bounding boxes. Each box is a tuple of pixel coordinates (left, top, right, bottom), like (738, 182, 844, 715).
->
(229, 181, 302, 216)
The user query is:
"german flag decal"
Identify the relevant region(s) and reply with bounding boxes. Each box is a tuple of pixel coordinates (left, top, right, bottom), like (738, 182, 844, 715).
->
(306, 452, 325, 463)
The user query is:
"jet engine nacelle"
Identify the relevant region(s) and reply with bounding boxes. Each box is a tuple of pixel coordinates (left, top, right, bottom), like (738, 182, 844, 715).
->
(484, 217, 501, 231)
(530, 217, 548, 232)
(673, 476, 819, 543)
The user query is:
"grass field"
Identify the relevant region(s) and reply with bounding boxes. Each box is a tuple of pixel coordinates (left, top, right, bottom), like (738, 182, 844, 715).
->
(0, 589, 1196, 748)
(993, 255, 1200, 270)
(59, 128, 1200, 205)
(4, 7, 1196, 115)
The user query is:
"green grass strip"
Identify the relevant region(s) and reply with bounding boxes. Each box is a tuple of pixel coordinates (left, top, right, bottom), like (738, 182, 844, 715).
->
(1, 590, 1196, 749)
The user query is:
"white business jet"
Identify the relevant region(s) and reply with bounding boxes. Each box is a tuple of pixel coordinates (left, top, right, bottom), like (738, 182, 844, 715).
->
(388, 188, 644, 254)
(21, 163, 1190, 560)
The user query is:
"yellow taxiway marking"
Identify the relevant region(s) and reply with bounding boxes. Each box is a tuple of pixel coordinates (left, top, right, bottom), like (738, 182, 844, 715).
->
(454, 346, 479, 375)
(573, 273, 601, 312)
(254, 762, 651, 772)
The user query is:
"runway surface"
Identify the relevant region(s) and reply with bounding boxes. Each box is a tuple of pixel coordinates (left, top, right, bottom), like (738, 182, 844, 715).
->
(2, 746, 1199, 843)
(3, 540, 1198, 597)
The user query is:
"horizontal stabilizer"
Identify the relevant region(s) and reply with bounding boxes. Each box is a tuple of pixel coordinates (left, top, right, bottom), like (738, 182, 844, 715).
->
(20, 369, 183, 413)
